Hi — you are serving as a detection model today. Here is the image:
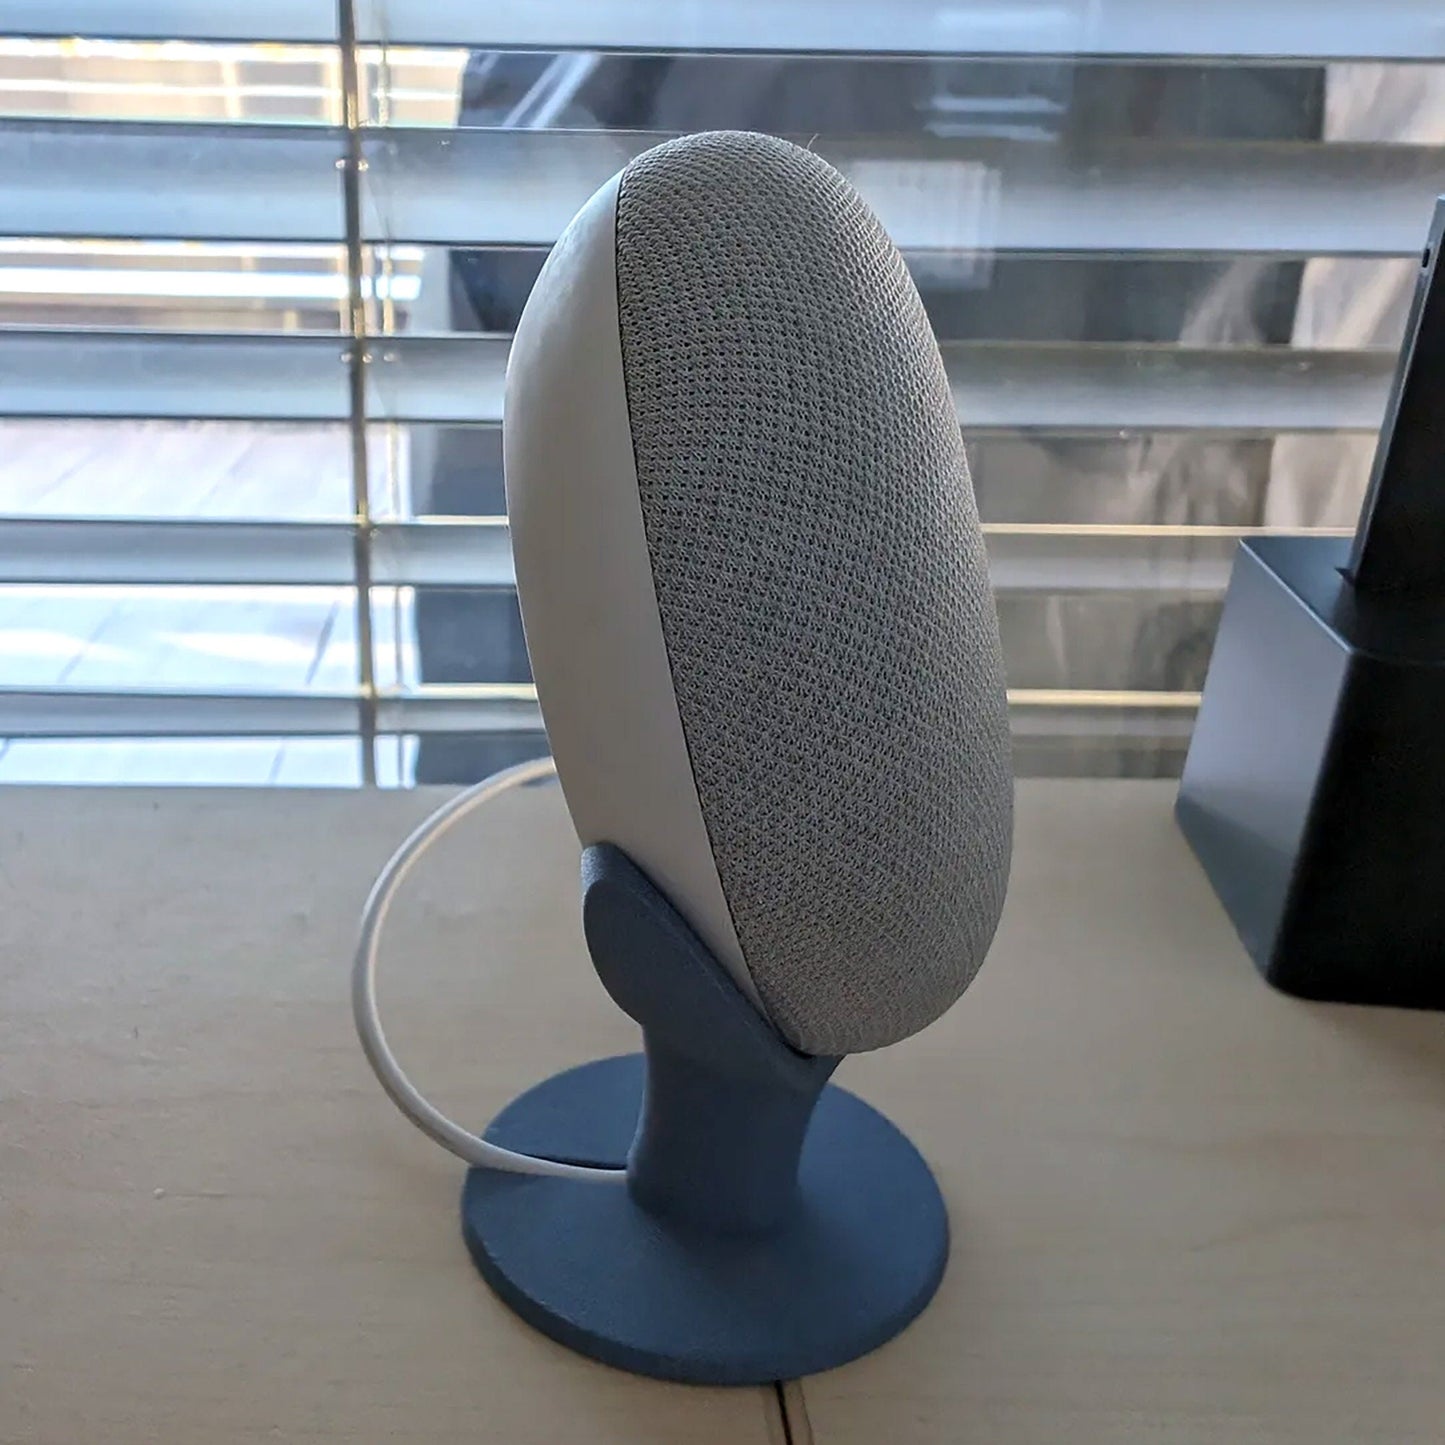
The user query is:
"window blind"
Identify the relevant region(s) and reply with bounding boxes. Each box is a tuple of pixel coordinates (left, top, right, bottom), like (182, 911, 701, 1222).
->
(1, 2, 1441, 785)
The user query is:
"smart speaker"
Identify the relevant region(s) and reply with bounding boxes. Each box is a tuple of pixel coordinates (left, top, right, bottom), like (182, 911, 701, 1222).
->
(356, 131, 1014, 1385)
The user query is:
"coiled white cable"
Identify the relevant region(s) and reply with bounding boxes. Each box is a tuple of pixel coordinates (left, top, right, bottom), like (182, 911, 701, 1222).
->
(351, 754, 624, 1183)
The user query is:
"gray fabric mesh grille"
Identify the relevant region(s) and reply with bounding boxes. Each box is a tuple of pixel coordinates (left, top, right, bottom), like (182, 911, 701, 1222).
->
(614, 131, 1012, 1056)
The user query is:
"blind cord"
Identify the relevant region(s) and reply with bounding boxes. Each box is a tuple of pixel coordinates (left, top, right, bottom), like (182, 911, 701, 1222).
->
(351, 754, 625, 1183)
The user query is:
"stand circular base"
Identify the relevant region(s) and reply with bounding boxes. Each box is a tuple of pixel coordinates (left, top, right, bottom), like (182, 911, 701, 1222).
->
(461, 1054, 948, 1385)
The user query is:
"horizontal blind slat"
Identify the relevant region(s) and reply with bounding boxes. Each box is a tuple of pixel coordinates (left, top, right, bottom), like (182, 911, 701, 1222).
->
(0, 684, 1196, 741)
(353, 0, 1445, 61)
(1007, 690, 1199, 742)
(8, 0, 1441, 59)
(375, 336, 1396, 431)
(0, 121, 345, 242)
(0, 518, 1351, 593)
(363, 129, 1445, 256)
(0, 1, 337, 42)
(0, 330, 1395, 429)
(5, 122, 1440, 256)
(945, 343, 1394, 432)
(0, 688, 544, 738)
(984, 528, 1300, 594)
(0, 689, 364, 737)
(375, 688, 542, 735)
(0, 330, 350, 419)
(0, 519, 516, 587)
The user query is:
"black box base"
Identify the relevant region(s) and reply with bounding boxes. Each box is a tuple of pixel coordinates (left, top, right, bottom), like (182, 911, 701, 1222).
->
(1177, 535, 1445, 1010)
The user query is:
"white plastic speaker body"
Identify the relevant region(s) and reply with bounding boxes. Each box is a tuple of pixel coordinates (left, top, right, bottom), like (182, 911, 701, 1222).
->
(503, 167, 759, 1010)
(505, 132, 1012, 1056)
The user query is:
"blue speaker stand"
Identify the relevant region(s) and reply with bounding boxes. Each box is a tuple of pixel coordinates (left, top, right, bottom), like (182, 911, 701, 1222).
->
(460, 844, 949, 1385)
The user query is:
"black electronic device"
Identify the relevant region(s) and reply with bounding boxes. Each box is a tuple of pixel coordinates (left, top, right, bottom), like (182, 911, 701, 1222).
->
(1178, 197, 1445, 1009)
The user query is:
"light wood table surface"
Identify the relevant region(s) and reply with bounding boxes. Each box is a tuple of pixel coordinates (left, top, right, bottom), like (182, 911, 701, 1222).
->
(3, 780, 1443, 1444)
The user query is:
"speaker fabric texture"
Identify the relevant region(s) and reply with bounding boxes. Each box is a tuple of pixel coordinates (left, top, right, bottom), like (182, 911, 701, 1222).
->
(506, 130, 1012, 1056)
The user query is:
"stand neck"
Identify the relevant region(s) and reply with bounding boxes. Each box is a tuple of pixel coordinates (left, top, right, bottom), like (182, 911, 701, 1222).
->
(580, 843, 840, 1236)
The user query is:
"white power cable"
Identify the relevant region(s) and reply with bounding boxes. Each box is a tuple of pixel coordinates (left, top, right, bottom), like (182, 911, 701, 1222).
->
(351, 754, 624, 1183)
